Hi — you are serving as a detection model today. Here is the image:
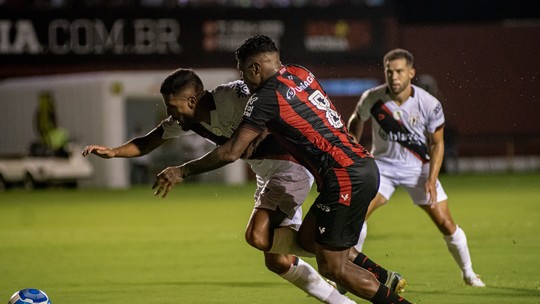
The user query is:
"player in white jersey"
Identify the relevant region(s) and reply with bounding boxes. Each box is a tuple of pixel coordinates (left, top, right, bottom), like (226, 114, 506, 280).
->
(82, 68, 358, 303)
(348, 49, 485, 287)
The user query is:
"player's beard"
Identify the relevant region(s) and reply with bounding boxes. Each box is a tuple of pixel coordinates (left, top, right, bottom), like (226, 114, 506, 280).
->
(389, 78, 410, 96)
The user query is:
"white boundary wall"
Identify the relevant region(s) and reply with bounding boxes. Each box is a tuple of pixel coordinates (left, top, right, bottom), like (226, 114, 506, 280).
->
(0, 69, 246, 188)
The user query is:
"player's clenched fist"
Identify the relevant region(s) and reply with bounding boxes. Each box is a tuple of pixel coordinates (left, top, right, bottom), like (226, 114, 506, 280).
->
(152, 166, 185, 199)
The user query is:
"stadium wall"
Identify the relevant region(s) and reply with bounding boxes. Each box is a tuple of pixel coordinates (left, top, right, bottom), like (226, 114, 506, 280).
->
(0, 69, 248, 188)
(0, 6, 538, 166)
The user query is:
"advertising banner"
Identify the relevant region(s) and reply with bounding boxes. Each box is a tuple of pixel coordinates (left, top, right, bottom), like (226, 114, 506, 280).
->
(0, 6, 391, 77)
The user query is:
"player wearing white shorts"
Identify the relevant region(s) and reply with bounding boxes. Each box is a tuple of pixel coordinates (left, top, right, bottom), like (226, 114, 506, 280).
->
(348, 49, 485, 287)
(83, 68, 358, 303)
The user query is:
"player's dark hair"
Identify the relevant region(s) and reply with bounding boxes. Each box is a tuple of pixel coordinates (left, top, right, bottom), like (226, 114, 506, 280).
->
(383, 49, 414, 67)
(235, 34, 279, 63)
(160, 68, 204, 97)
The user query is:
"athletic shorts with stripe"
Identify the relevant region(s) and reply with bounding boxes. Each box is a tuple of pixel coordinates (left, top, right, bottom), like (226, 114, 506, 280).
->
(309, 157, 380, 248)
(376, 160, 448, 205)
(249, 158, 315, 231)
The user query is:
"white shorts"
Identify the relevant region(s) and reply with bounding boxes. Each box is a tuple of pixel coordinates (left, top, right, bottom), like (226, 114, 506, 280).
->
(376, 160, 448, 205)
(247, 159, 314, 230)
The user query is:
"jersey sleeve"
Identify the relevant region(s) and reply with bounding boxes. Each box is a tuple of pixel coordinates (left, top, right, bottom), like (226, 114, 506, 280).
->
(160, 116, 185, 139)
(213, 80, 250, 100)
(356, 89, 375, 122)
(426, 98, 445, 133)
(241, 89, 277, 134)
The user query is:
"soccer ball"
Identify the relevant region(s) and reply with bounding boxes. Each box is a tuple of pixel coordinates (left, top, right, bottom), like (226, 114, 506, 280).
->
(8, 289, 51, 304)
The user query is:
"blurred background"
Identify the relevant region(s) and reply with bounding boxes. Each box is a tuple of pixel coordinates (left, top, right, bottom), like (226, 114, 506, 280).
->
(0, 0, 539, 189)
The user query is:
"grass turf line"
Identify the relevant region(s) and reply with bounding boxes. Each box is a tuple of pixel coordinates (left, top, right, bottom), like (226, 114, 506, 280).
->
(0, 173, 539, 303)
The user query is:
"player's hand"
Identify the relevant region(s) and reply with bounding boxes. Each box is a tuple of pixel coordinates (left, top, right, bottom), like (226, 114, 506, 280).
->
(152, 166, 185, 199)
(425, 179, 438, 207)
(82, 145, 115, 159)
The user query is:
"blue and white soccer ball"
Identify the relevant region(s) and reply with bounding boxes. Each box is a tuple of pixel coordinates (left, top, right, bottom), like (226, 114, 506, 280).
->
(8, 289, 51, 304)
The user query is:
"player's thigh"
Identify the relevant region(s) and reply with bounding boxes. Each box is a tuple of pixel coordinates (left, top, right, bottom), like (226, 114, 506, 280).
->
(366, 193, 388, 218)
(297, 211, 317, 253)
(374, 161, 399, 202)
(253, 161, 313, 230)
(245, 207, 288, 248)
(404, 177, 448, 205)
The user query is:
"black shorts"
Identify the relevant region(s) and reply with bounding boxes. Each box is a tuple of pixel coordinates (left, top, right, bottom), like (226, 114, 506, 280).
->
(309, 157, 380, 248)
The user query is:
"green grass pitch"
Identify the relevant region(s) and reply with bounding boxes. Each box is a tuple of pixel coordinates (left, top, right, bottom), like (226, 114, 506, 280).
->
(1, 173, 539, 303)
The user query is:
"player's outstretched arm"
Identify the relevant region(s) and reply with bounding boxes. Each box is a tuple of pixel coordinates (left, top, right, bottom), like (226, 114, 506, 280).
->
(82, 126, 166, 159)
(81, 144, 117, 159)
(347, 112, 365, 143)
(152, 126, 260, 199)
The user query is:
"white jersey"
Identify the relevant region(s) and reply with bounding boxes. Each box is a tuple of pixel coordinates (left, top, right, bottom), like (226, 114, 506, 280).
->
(161, 80, 250, 140)
(160, 80, 313, 225)
(354, 84, 445, 171)
(161, 80, 276, 176)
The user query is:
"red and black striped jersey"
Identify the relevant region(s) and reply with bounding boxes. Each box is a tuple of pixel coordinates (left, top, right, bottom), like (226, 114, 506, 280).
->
(241, 64, 372, 186)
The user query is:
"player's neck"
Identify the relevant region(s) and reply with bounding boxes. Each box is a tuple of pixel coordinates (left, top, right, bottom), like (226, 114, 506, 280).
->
(195, 91, 214, 124)
(392, 86, 412, 105)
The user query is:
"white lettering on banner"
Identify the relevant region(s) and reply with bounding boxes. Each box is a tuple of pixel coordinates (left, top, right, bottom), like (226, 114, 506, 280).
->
(305, 36, 348, 51)
(203, 20, 284, 52)
(48, 19, 70, 54)
(0, 18, 181, 55)
(134, 19, 181, 54)
(0, 20, 41, 54)
(94, 19, 125, 54)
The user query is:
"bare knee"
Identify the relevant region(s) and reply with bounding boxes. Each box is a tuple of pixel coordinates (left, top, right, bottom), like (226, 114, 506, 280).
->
(421, 202, 457, 235)
(245, 230, 271, 252)
(264, 253, 295, 274)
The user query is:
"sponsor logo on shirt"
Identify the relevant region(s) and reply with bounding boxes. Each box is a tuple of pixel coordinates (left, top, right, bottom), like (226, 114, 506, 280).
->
(316, 203, 331, 212)
(285, 73, 315, 100)
(383, 130, 421, 144)
(244, 96, 258, 117)
(408, 113, 419, 126)
(434, 102, 442, 114)
(211, 127, 223, 136)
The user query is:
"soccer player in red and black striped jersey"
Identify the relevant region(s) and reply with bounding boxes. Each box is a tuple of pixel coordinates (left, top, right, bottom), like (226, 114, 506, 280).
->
(153, 35, 411, 304)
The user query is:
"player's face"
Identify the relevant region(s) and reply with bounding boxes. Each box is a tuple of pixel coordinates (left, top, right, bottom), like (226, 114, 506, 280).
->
(237, 60, 261, 93)
(162, 88, 197, 128)
(385, 58, 415, 96)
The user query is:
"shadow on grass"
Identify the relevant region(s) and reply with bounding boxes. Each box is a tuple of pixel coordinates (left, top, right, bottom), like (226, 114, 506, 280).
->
(94, 281, 287, 289)
(413, 285, 540, 299)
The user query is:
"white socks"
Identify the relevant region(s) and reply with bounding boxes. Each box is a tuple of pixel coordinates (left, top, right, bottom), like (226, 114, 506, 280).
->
(444, 225, 475, 278)
(280, 258, 356, 304)
(355, 221, 477, 281)
(357, 221, 477, 279)
(353, 222, 368, 252)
